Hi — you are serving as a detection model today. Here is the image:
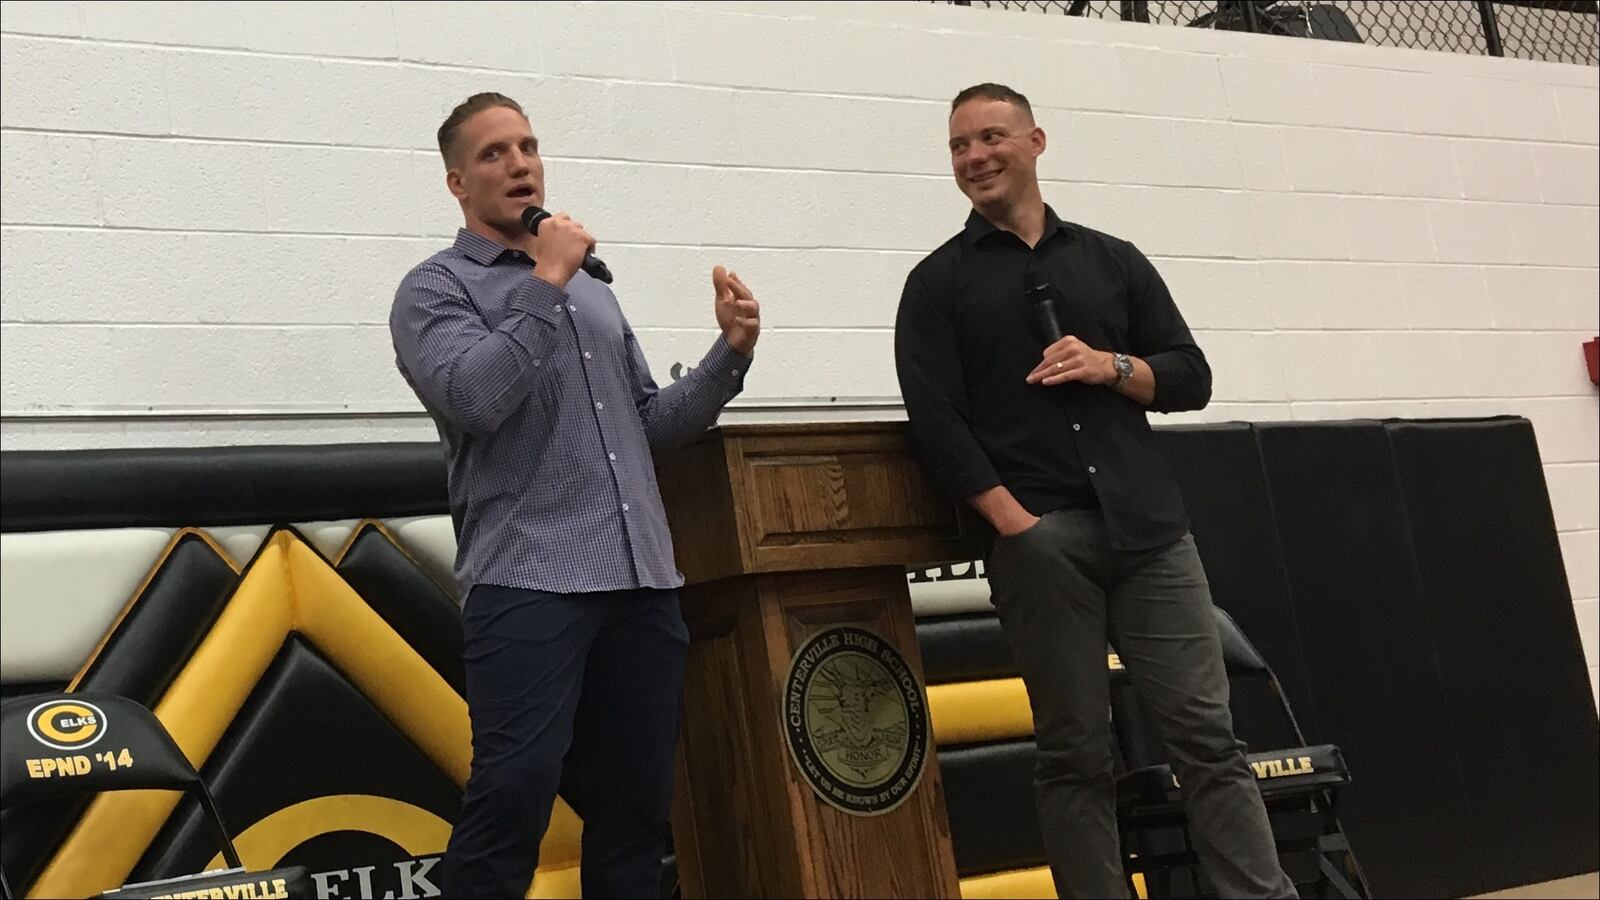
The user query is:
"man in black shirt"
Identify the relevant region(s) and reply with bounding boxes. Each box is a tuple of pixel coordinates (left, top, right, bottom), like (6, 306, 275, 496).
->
(895, 83, 1296, 899)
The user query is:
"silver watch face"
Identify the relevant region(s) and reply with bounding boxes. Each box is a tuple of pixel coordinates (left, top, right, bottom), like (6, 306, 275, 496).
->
(1114, 354, 1134, 379)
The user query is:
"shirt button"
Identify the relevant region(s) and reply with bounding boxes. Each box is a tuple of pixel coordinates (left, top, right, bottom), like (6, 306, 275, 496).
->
(1088, 466, 1098, 475)
(584, 352, 592, 360)
(567, 304, 576, 312)
(595, 402, 604, 411)
(1072, 423, 1081, 431)
(608, 452, 617, 461)
(532, 359, 541, 368)
(731, 368, 741, 376)
(553, 304, 563, 313)
(622, 503, 630, 512)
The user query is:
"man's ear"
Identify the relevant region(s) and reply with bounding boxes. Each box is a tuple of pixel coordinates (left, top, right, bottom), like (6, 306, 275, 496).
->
(446, 166, 467, 201)
(1032, 126, 1047, 158)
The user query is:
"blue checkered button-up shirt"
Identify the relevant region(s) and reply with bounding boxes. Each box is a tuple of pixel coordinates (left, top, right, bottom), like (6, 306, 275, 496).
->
(391, 228, 748, 597)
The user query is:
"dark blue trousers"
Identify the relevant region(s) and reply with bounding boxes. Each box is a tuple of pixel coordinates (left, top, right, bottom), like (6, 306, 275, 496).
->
(439, 584, 689, 899)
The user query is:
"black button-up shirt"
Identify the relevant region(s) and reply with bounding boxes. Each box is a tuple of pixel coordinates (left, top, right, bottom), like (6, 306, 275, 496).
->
(894, 206, 1211, 551)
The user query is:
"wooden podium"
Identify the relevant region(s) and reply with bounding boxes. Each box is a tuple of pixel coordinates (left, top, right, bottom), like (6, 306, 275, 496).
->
(656, 422, 983, 899)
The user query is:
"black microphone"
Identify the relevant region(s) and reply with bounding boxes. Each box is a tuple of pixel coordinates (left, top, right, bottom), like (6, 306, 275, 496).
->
(520, 206, 614, 284)
(1024, 264, 1063, 346)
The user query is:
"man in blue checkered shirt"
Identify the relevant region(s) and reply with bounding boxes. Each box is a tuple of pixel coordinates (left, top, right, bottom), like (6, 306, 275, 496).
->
(390, 92, 761, 899)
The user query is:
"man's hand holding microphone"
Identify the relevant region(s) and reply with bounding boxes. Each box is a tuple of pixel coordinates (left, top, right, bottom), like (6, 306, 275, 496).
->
(524, 207, 603, 289)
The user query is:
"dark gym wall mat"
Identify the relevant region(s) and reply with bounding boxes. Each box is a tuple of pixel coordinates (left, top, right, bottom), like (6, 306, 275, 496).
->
(1255, 419, 1476, 899)
(1384, 417, 1600, 893)
(1153, 423, 1321, 749)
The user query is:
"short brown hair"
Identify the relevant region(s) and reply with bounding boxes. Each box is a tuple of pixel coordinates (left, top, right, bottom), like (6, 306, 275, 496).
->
(950, 83, 1034, 122)
(437, 92, 526, 166)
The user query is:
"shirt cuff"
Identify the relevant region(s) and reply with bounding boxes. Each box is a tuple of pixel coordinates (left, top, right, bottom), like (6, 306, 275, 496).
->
(697, 334, 750, 391)
(1142, 350, 1193, 412)
(953, 470, 1004, 505)
(508, 277, 569, 327)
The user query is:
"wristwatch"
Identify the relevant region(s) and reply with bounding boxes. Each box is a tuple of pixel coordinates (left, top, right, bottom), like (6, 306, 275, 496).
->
(1112, 352, 1134, 387)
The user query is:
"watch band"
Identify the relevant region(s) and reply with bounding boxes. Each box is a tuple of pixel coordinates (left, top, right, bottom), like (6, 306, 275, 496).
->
(1113, 352, 1134, 386)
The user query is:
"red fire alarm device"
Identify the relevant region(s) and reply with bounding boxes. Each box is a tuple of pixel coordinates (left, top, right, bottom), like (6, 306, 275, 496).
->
(1586, 337, 1599, 386)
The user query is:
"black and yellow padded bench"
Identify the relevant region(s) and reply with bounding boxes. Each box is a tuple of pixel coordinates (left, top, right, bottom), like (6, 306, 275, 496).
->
(913, 583, 1053, 897)
(1, 417, 1594, 899)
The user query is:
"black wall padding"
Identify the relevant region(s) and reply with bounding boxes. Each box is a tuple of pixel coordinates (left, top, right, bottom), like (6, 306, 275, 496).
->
(337, 525, 466, 693)
(938, 739, 1047, 876)
(0, 533, 238, 896)
(1383, 418, 1600, 892)
(916, 613, 1016, 685)
(0, 443, 449, 532)
(77, 533, 240, 707)
(1219, 678, 1304, 755)
(131, 636, 461, 881)
(1254, 420, 1476, 899)
(1152, 423, 1321, 746)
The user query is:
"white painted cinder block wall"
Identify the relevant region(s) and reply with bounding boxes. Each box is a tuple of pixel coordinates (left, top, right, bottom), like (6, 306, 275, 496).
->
(1, 1, 1596, 690)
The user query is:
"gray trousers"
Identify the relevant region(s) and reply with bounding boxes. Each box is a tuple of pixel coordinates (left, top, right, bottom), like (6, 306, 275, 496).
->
(984, 509, 1298, 899)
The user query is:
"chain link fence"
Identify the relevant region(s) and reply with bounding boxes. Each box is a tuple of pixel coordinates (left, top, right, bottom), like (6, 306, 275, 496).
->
(935, 1, 1598, 66)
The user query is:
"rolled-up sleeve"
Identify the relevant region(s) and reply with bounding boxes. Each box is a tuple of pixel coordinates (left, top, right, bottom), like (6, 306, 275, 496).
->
(1122, 242, 1212, 414)
(390, 262, 568, 435)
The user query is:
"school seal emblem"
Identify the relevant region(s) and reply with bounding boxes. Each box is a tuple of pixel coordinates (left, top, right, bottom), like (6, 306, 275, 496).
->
(782, 626, 930, 816)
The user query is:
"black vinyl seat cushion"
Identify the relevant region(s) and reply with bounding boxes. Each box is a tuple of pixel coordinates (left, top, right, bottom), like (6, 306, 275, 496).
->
(1118, 744, 1349, 821)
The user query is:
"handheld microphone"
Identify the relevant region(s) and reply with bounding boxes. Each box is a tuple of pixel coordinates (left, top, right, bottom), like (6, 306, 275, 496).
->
(520, 206, 614, 284)
(1024, 264, 1063, 346)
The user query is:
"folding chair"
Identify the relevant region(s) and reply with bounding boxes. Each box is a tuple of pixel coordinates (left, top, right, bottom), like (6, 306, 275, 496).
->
(1110, 609, 1371, 899)
(0, 692, 309, 899)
